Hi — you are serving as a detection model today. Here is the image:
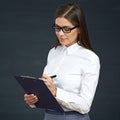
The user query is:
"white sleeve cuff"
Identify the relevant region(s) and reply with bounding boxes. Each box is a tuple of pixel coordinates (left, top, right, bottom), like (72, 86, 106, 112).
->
(29, 104, 36, 108)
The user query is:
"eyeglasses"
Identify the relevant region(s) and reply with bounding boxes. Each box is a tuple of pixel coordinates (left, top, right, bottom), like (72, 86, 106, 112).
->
(52, 24, 79, 33)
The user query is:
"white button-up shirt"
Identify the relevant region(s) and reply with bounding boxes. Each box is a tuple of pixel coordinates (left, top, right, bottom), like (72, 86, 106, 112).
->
(43, 43, 100, 114)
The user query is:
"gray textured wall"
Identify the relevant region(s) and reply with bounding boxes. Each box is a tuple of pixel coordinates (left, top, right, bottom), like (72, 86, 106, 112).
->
(0, 0, 120, 120)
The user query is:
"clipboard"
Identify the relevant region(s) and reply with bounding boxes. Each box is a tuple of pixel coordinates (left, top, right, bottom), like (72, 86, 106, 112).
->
(14, 75, 64, 113)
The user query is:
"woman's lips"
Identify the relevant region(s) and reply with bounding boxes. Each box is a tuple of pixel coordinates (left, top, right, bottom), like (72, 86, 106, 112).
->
(59, 38, 66, 42)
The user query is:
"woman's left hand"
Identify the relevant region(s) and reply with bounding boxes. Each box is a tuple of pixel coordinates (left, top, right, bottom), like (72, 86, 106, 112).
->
(41, 74, 57, 97)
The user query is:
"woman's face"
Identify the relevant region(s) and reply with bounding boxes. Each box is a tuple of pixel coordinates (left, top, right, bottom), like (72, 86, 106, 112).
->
(55, 17, 80, 47)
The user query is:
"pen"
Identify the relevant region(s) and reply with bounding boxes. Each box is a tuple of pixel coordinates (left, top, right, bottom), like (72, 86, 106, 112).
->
(50, 75, 57, 78)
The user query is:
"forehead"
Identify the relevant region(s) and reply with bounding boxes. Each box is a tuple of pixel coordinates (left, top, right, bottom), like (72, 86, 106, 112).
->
(55, 17, 73, 26)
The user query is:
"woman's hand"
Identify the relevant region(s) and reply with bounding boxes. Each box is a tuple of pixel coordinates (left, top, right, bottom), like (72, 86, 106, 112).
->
(24, 94, 38, 106)
(41, 74, 57, 97)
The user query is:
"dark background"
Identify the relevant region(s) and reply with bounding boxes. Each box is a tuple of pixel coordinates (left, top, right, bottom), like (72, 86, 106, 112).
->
(0, 0, 120, 120)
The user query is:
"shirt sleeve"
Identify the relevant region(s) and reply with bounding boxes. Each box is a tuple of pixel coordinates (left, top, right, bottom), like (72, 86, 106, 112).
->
(55, 56, 100, 114)
(42, 48, 55, 74)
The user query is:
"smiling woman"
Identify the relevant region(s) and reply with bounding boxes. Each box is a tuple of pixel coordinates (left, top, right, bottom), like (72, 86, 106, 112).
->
(53, 3, 93, 51)
(53, 17, 80, 47)
(24, 3, 100, 120)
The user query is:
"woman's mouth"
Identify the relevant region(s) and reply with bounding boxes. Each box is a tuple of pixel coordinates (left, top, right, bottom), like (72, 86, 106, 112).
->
(59, 38, 66, 42)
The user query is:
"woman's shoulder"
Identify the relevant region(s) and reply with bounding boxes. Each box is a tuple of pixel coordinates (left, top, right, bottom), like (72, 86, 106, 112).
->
(49, 45, 63, 53)
(47, 45, 62, 57)
(79, 46, 100, 64)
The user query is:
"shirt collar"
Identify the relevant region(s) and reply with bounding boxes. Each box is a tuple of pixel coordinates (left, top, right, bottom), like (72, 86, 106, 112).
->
(62, 43, 82, 55)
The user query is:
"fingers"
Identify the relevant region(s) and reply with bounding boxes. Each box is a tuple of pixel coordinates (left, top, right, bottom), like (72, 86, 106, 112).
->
(24, 94, 38, 105)
(41, 74, 52, 85)
(42, 74, 51, 80)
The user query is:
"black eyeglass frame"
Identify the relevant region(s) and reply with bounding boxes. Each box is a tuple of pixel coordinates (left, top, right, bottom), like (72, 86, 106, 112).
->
(52, 24, 79, 33)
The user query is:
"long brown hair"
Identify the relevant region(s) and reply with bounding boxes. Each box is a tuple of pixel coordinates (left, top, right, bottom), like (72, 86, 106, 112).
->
(53, 3, 93, 51)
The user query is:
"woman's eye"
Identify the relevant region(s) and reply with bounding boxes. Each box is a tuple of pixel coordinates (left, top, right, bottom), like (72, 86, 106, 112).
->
(55, 27, 61, 30)
(64, 27, 70, 31)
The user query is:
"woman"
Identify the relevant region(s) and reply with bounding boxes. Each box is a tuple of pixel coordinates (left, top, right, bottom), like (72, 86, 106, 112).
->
(24, 3, 100, 120)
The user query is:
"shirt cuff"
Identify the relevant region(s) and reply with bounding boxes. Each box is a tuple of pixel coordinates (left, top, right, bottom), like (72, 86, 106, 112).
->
(29, 104, 36, 108)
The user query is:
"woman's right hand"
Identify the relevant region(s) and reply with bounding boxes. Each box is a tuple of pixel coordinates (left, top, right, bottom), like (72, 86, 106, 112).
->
(24, 94, 38, 106)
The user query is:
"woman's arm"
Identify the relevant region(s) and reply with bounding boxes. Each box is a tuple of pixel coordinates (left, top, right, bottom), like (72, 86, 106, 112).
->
(56, 59, 100, 114)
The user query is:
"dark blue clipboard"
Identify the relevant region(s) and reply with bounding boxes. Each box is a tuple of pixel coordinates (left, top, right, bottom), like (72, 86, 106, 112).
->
(14, 75, 64, 113)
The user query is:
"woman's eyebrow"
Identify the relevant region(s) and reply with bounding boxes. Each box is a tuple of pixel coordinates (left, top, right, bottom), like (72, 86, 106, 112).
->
(55, 24, 71, 28)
